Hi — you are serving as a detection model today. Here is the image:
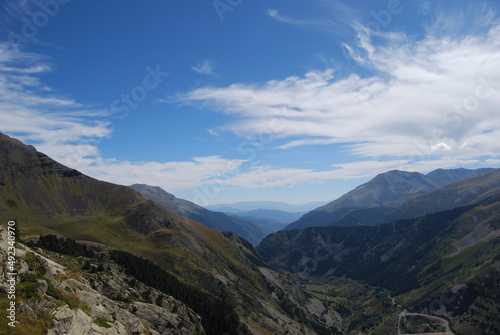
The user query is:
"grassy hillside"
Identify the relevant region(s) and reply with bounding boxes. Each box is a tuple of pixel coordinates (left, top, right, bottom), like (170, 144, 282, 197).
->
(0, 132, 341, 334)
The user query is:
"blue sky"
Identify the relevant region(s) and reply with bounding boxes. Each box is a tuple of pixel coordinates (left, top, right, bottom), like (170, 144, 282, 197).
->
(1, 0, 500, 206)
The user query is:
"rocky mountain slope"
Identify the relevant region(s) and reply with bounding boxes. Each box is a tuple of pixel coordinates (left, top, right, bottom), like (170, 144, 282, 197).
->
(257, 195, 500, 334)
(284, 168, 493, 230)
(0, 132, 342, 334)
(0, 227, 205, 335)
(382, 168, 500, 222)
(130, 184, 268, 245)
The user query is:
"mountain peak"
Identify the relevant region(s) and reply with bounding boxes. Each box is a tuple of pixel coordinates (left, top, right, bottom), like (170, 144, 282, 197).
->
(130, 183, 177, 202)
(129, 184, 270, 245)
(284, 167, 496, 230)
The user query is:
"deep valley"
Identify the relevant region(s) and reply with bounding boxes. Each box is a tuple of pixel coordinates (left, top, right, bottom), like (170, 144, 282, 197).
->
(0, 132, 499, 335)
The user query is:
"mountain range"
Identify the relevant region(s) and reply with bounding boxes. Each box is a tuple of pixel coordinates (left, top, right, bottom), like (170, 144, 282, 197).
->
(284, 168, 494, 230)
(227, 209, 296, 233)
(257, 169, 500, 334)
(1, 131, 499, 334)
(206, 200, 326, 213)
(129, 184, 269, 245)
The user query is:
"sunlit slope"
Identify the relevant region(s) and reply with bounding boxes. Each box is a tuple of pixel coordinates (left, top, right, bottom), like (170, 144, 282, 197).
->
(0, 132, 341, 334)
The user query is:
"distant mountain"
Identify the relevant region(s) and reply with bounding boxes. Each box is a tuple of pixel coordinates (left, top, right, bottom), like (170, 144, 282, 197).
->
(284, 168, 494, 230)
(207, 200, 327, 213)
(129, 184, 269, 246)
(383, 168, 500, 222)
(257, 195, 500, 333)
(234, 209, 303, 223)
(229, 215, 288, 234)
(227, 209, 298, 234)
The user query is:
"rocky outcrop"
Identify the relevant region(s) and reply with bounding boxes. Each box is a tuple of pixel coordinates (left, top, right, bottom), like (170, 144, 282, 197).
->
(0, 226, 205, 335)
(258, 267, 340, 334)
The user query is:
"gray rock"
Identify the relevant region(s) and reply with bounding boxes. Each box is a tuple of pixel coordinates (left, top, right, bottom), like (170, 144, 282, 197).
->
(0, 228, 205, 335)
(36, 279, 48, 296)
(19, 302, 36, 319)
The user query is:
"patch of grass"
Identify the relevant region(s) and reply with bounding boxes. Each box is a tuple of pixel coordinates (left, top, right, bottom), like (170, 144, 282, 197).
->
(94, 317, 112, 329)
(441, 240, 488, 273)
(17, 280, 38, 298)
(24, 252, 46, 277)
(60, 292, 83, 310)
(45, 282, 62, 300)
(44, 279, 88, 312)
(0, 295, 53, 335)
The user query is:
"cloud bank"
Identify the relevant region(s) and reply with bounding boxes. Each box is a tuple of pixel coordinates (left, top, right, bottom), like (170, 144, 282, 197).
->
(180, 18, 500, 172)
(1, 2, 499, 202)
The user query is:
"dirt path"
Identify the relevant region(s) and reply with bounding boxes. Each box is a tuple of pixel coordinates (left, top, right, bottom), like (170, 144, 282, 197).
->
(388, 295, 454, 335)
(398, 312, 455, 335)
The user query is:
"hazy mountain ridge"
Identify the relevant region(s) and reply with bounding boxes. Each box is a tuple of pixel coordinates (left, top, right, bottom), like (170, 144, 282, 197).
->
(0, 132, 343, 334)
(226, 209, 301, 234)
(130, 184, 268, 245)
(231, 209, 304, 224)
(285, 168, 494, 230)
(207, 200, 327, 213)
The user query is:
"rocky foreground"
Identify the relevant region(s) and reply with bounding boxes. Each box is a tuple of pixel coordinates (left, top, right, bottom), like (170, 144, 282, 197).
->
(0, 226, 205, 335)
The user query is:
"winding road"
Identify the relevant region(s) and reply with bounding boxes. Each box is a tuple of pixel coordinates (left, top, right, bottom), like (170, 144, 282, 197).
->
(389, 295, 455, 335)
(398, 312, 454, 335)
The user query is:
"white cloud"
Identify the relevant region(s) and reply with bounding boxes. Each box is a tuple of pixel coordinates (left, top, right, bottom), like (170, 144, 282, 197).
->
(192, 59, 216, 76)
(207, 157, 482, 189)
(82, 156, 246, 191)
(0, 43, 113, 163)
(1, 3, 499, 200)
(430, 142, 452, 152)
(0, 44, 252, 194)
(266, 1, 358, 35)
(179, 12, 500, 167)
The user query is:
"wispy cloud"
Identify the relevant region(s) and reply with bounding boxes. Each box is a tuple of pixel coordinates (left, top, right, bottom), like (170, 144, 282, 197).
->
(0, 44, 247, 194)
(192, 59, 217, 76)
(266, 1, 358, 35)
(0, 44, 112, 162)
(83, 156, 247, 190)
(1, 3, 499, 202)
(180, 6, 500, 172)
(208, 157, 480, 189)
